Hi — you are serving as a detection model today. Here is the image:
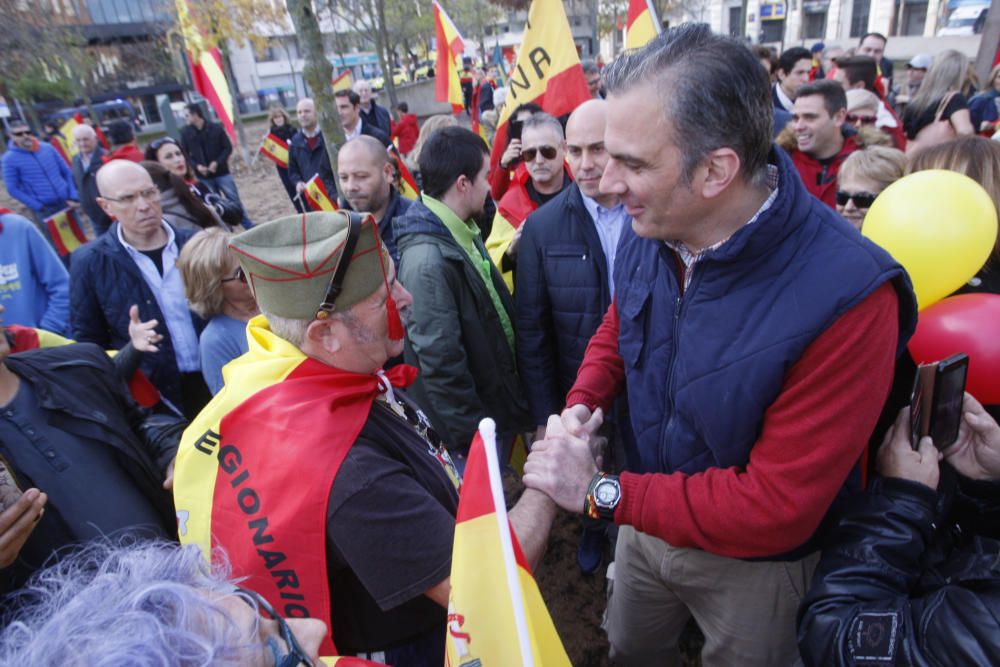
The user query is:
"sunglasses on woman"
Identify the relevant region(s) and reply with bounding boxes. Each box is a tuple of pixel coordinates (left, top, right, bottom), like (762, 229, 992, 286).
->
(521, 145, 559, 162)
(149, 136, 179, 151)
(836, 190, 878, 208)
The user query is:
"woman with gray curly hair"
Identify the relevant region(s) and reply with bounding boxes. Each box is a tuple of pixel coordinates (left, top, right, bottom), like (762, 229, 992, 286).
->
(0, 540, 325, 665)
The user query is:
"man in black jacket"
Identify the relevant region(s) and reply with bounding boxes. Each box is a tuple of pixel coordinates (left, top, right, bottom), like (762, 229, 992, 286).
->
(0, 307, 186, 603)
(179, 104, 251, 228)
(70, 124, 112, 235)
(353, 79, 392, 138)
(515, 99, 629, 574)
(798, 394, 1000, 665)
(335, 90, 391, 147)
(288, 97, 337, 204)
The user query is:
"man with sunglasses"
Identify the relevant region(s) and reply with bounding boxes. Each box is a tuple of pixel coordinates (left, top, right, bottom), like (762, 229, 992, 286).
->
(2, 121, 80, 233)
(70, 160, 209, 418)
(487, 112, 571, 291)
(789, 79, 862, 209)
(175, 210, 554, 665)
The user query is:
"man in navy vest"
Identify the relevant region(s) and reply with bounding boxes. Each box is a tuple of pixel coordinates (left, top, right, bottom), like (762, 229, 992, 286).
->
(523, 25, 917, 665)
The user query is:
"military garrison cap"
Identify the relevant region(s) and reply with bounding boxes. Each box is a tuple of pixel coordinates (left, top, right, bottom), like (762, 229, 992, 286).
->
(229, 211, 391, 320)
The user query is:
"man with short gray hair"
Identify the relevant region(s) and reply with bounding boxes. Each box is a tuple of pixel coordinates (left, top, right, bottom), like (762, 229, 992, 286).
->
(486, 112, 570, 291)
(174, 210, 556, 663)
(353, 79, 392, 138)
(523, 23, 917, 664)
(70, 123, 112, 234)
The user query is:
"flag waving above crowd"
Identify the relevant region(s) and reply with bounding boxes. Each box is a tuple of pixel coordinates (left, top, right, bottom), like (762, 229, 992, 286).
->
(434, 1, 466, 113)
(489, 0, 591, 171)
(174, 0, 236, 143)
(625, 0, 661, 50)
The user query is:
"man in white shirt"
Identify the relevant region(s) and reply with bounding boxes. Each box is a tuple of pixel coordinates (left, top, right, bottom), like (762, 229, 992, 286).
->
(334, 90, 390, 147)
(69, 160, 208, 417)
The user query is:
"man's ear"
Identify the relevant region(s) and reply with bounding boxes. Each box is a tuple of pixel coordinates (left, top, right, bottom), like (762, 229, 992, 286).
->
(305, 318, 343, 354)
(832, 107, 848, 126)
(96, 197, 113, 218)
(696, 148, 742, 200)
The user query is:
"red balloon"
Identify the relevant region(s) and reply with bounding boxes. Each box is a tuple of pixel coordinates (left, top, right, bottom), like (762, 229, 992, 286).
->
(909, 293, 1000, 404)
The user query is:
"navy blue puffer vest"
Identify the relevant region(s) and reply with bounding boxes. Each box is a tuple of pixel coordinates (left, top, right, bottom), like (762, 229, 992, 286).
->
(614, 149, 917, 479)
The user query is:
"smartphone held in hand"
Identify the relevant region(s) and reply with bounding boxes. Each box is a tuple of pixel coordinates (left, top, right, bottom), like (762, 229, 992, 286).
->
(910, 353, 969, 450)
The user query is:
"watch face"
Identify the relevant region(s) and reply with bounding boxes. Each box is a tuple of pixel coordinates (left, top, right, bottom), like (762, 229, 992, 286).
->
(595, 479, 620, 506)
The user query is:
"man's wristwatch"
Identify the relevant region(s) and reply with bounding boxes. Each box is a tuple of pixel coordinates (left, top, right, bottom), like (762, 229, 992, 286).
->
(584, 472, 621, 522)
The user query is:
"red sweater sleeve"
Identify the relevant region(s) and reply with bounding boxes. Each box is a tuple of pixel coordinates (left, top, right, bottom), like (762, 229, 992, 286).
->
(565, 300, 625, 414)
(615, 283, 899, 558)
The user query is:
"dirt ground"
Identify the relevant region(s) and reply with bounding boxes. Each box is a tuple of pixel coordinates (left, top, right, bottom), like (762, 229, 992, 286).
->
(0, 118, 704, 666)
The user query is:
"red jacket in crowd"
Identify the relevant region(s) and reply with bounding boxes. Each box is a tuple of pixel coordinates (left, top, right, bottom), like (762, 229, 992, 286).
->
(391, 113, 419, 156)
(789, 133, 860, 209)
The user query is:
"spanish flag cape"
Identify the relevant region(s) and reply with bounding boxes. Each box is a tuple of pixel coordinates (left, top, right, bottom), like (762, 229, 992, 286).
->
(173, 315, 417, 658)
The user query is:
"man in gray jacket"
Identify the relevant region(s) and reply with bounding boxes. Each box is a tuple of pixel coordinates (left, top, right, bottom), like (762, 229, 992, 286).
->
(393, 126, 529, 460)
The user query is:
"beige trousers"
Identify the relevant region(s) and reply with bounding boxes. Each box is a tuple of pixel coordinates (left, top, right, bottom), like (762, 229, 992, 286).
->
(603, 526, 819, 667)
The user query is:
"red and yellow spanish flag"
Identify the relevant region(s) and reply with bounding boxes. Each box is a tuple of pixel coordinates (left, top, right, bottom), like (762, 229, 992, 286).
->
(50, 113, 85, 165)
(625, 0, 661, 50)
(259, 132, 289, 169)
(446, 419, 571, 666)
(387, 145, 419, 200)
(332, 70, 354, 93)
(489, 0, 591, 174)
(43, 207, 88, 257)
(174, 0, 237, 143)
(433, 1, 465, 113)
(174, 316, 414, 662)
(303, 174, 338, 212)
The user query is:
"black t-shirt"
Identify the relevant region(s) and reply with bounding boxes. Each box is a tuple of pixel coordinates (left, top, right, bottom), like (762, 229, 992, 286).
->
(903, 92, 968, 139)
(326, 390, 460, 655)
(526, 175, 570, 207)
(138, 245, 166, 276)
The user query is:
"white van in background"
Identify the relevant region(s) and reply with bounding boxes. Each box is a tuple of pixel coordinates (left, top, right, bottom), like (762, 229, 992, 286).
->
(938, 4, 989, 36)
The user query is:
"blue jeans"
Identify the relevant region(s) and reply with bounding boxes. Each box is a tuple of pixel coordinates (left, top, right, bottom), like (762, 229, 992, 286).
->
(202, 173, 253, 228)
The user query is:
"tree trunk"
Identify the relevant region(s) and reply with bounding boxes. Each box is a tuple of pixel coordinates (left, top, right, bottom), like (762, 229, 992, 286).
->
(374, 0, 399, 109)
(287, 0, 344, 179)
(220, 42, 251, 164)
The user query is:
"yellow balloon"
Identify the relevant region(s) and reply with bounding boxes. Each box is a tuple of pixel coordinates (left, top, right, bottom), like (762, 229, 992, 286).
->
(863, 170, 998, 310)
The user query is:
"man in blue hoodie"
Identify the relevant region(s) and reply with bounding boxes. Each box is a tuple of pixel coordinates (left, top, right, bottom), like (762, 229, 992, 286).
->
(0, 210, 70, 336)
(2, 121, 79, 226)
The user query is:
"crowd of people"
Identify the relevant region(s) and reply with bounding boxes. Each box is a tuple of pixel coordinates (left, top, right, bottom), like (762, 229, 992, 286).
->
(0, 22, 999, 667)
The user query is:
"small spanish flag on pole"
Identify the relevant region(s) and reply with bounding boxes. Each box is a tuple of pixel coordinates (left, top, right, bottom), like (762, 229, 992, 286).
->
(303, 175, 338, 212)
(625, 0, 661, 50)
(259, 133, 289, 169)
(174, 0, 237, 143)
(433, 1, 466, 114)
(446, 419, 571, 666)
(387, 145, 419, 201)
(332, 70, 354, 92)
(44, 207, 89, 257)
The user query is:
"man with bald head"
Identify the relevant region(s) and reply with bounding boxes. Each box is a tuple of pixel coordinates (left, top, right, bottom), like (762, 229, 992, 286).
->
(337, 135, 412, 263)
(70, 160, 208, 417)
(288, 97, 337, 203)
(70, 123, 112, 234)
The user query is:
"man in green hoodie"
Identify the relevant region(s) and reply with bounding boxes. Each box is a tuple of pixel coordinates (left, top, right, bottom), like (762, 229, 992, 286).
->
(392, 126, 529, 460)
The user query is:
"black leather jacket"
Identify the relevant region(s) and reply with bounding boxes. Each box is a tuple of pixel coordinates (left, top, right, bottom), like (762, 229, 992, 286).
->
(1, 344, 186, 599)
(797, 472, 1000, 666)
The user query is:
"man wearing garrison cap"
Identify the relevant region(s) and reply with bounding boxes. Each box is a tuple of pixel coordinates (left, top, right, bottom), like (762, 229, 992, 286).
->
(173, 211, 558, 664)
